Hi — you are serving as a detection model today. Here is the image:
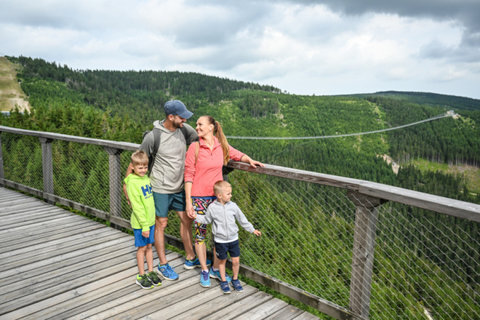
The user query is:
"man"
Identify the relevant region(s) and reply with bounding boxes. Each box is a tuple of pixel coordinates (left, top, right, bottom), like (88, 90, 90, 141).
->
(125, 100, 202, 280)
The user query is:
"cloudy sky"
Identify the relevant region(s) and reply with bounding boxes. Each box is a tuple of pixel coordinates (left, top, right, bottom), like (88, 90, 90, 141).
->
(1, 0, 479, 99)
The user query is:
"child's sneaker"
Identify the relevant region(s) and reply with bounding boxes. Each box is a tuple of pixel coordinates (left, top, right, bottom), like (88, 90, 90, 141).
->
(220, 281, 231, 294)
(209, 267, 232, 282)
(136, 274, 153, 290)
(231, 279, 243, 291)
(156, 263, 179, 281)
(200, 270, 211, 287)
(147, 271, 162, 286)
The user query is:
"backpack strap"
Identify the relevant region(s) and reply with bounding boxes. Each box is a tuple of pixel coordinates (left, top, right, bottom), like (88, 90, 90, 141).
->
(148, 128, 161, 174)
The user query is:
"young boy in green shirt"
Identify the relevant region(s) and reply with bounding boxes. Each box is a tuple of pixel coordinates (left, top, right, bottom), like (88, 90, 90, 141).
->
(124, 150, 162, 289)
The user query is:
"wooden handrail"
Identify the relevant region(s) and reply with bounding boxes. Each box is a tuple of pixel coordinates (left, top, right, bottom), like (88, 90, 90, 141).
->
(229, 162, 480, 222)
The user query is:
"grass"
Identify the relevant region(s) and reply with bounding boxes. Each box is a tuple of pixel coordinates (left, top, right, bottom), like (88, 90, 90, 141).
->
(409, 158, 480, 194)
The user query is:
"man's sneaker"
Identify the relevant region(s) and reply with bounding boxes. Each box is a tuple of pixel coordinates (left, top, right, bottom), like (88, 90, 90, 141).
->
(184, 257, 200, 269)
(231, 279, 243, 291)
(136, 274, 153, 290)
(220, 281, 231, 294)
(184, 257, 212, 269)
(209, 268, 232, 282)
(156, 263, 179, 281)
(200, 270, 211, 287)
(147, 271, 162, 286)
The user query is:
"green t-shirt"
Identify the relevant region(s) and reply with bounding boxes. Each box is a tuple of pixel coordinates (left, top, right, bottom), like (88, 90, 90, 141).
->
(124, 173, 155, 231)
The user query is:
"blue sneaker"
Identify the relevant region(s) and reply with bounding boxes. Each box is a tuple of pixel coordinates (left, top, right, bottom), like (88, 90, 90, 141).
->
(156, 263, 179, 281)
(200, 270, 211, 287)
(220, 281, 231, 294)
(209, 268, 231, 282)
(184, 257, 212, 270)
(231, 279, 243, 291)
(184, 257, 200, 269)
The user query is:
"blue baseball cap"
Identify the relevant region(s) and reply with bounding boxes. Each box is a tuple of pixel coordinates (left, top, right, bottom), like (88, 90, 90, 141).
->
(164, 100, 193, 119)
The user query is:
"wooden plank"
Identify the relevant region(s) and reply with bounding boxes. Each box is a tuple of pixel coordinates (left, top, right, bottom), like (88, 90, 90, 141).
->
(75, 268, 201, 319)
(1, 248, 139, 304)
(0, 237, 131, 279)
(234, 297, 290, 320)
(0, 206, 65, 221)
(0, 266, 137, 318)
(0, 212, 99, 237)
(0, 214, 77, 234)
(0, 229, 125, 269)
(294, 311, 324, 319)
(0, 125, 140, 151)
(97, 274, 217, 319)
(144, 280, 226, 319)
(0, 259, 139, 315)
(45, 254, 188, 320)
(0, 208, 68, 229)
(0, 214, 94, 238)
(0, 225, 111, 259)
(170, 285, 258, 320)
(263, 305, 306, 320)
(0, 239, 134, 289)
(1, 240, 135, 289)
(0, 222, 103, 252)
(207, 291, 274, 320)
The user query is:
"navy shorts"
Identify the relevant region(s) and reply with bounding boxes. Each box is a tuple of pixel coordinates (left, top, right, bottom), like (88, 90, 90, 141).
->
(153, 191, 186, 218)
(215, 239, 240, 260)
(133, 225, 155, 247)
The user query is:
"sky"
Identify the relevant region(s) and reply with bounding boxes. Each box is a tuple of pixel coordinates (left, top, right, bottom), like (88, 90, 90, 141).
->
(1, 0, 480, 99)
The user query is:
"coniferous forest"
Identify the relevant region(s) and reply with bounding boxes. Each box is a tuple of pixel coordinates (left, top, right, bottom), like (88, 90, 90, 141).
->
(1, 56, 479, 319)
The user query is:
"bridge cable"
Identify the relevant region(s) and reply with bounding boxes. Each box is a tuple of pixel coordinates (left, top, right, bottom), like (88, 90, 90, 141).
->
(226, 112, 455, 140)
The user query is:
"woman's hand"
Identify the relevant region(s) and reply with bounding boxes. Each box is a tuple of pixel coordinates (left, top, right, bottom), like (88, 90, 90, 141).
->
(241, 155, 264, 168)
(248, 159, 264, 168)
(186, 201, 196, 219)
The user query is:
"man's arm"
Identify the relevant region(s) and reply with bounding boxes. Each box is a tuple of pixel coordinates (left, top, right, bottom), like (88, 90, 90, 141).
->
(182, 123, 199, 145)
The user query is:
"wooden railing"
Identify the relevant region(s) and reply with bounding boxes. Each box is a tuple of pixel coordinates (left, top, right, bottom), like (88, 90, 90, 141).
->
(1, 125, 479, 320)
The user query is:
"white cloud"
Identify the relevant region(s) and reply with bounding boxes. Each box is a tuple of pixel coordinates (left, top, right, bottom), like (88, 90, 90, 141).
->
(0, 0, 479, 98)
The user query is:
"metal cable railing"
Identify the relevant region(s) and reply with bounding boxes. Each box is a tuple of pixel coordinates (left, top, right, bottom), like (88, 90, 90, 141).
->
(0, 126, 479, 320)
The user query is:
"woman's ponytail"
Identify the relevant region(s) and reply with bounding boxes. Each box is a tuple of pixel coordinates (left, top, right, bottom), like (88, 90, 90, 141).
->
(214, 121, 230, 165)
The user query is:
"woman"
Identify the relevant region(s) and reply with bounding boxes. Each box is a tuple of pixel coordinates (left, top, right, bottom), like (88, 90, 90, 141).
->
(184, 115, 263, 287)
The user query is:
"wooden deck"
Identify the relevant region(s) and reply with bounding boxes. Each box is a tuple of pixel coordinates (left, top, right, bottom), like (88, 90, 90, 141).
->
(0, 187, 319, 320)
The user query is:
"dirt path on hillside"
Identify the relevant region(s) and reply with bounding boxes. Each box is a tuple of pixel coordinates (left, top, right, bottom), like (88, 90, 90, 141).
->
(0, 56, 31, 113)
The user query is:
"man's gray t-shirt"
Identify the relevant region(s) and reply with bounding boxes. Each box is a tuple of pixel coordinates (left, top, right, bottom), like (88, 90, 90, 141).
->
(140, 120, 197, 194)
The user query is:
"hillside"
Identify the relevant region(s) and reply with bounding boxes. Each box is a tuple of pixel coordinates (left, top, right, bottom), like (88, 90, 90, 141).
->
(366, 91, 480, 111)
(0, 57, 31, 112)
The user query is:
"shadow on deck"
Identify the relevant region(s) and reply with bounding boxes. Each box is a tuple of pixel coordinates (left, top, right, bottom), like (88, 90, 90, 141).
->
(0, 187, 318, 320)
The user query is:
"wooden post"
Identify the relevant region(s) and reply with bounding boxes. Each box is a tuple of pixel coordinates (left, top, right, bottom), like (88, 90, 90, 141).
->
(0, 133, 4, 183)
(347, 191, 385, 319)
(105, 147, 123, 221)
(39, 137, 54, 195)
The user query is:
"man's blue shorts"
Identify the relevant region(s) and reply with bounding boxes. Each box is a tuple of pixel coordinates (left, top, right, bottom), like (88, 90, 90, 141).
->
(153, 191, 186, 218)
(133, 225, 155, 247)
(215, 239, 240, 260)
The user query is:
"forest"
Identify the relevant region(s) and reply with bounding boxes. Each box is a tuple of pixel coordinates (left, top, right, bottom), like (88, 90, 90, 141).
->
(1, 56, 479, 319)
